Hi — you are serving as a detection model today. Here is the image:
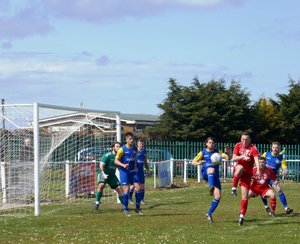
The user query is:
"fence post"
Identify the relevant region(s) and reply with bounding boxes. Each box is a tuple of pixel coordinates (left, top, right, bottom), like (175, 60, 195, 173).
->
(65, 161, 70, 197)
(197, 165, 201, 183)
(170, 158, 174, 184)
(183, 159, 187, 183)
(33, 103, 40, 216)
(223, 160, 227, 183)
(1, 161, 6, 204)
(153, 162, 157, 189)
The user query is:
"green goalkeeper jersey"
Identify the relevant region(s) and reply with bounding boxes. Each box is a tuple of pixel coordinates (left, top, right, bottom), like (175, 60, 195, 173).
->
(101, 152, 117, 175)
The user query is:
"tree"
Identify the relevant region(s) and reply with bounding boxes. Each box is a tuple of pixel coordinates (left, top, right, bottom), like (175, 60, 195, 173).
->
(147, 78, 253, 142)
(251, 97, 282, 143)
(275, 79, 300, 144)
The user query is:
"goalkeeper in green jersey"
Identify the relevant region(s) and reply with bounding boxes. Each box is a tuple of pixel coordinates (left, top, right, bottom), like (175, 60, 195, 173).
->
(94, 142, 124, 210)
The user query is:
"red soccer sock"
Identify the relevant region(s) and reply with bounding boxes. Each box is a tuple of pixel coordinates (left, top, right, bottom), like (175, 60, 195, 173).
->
(270, 197, 276, 212)
(232, 175, 240, 188)
(240, 199, 248, 216)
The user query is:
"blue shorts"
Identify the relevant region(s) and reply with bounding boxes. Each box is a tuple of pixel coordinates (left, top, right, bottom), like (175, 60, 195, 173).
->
(119, 170, 134, 185)
(202, 169, 222, 190)
(133, 172, 145, 184)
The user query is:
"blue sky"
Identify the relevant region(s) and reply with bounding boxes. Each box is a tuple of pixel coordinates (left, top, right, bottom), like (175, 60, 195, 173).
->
(0, 0, 299, 115)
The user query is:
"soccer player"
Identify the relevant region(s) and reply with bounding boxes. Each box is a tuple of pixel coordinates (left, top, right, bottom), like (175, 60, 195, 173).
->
(132, 138, 150, 215)
(260, 142, 293, 214)
(192, 137, 230, 222)
(248, 157, 277, 217)
(114, 132, 138, 216)
(231, 132, 260, 226)
(94, 142, 124, 210)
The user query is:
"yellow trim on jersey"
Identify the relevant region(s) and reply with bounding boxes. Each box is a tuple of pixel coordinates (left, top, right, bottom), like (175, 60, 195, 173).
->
(116, 147, 124, 160)
(281, 158, 287, 169)
(192, 151, 203, 165)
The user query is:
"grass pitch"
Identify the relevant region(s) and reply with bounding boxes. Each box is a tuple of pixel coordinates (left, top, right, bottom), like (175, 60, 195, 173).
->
(0, 181, 299, 243)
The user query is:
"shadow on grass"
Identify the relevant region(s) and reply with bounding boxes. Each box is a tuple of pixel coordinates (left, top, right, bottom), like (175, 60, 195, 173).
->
(146, 201, 192, 210)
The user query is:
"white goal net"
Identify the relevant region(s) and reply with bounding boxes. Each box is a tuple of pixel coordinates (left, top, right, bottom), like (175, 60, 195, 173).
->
(0, 103, 121, 217)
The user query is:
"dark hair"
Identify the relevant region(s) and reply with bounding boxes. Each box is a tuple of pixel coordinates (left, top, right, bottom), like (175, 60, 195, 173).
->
(241, 131, 251, 138)
(137, 137, 145, 143)
(259, 156, 266, 161)
(112, 141, 121, 149)
(205, 137, 216, 148)
(272, 141, 281, 147)
(125, 132, 134, 138)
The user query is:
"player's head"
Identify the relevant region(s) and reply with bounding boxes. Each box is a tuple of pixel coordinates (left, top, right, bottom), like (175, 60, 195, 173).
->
(125, 132, 135, 146)
(240, 132, 251, 147)
(112, 142, 121, 153)
(137, 137, 145, 150)
(205, 137, 216, 150)
(271, 141, 281, 155)
(258, 156, 266, 169)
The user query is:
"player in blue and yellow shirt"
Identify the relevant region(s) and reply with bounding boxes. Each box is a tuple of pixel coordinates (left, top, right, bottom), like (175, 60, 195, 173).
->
(115, 132, 137, 216)
(192, 137, 230, 222)
(132, 138, 150, 215)
(261, 141, 293, 214)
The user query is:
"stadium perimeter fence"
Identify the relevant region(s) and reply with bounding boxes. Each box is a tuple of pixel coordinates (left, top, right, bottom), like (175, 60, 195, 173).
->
(146, 140, 300, 184)
(151, 158, 300, 189)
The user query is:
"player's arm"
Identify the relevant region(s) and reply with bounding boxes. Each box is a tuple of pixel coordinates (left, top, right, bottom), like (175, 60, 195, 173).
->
(281, 158, 288, 177)
(269, 169, 278, 188)
(192, 152, 204, 165)
(99, 161, 108, 179)
(232, 153, 245, 162)
(231, 145, 245, 161)
(218, 149, 229, 160)
(254, 156, 260, 174)
(144, 154, 151, 175)
(114, 148, 129, 169)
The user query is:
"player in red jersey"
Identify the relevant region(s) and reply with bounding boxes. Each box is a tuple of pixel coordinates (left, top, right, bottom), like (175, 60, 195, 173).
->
(231, 132, 260, 226)
(248, 157, 277, 216)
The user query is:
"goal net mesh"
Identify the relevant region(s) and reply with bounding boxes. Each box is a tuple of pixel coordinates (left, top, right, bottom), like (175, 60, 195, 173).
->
(0, 104, 119, 217)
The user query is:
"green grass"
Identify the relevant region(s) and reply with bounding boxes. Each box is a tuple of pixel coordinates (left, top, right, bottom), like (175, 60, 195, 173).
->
(0, 181, 299, 243)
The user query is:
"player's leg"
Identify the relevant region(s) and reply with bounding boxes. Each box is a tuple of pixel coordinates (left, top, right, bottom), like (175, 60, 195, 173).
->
(129, 184, 135, 204)
(273, 182, 293, 214)
(232, 164, 244, 196)
(264, 189, 276, 215)
(207, 167, 216, 195)
(207, 179, 221, 222)
(141, 187, 146, 204)
(134, 182, 143, 215)
(95, 183, 106, 210)
(238, 176, 251, 226)
(260, 180, 271, 215)
(120, 171, 131, 215)
(110, 175, 124, 205)
(133, 173, 144, 215)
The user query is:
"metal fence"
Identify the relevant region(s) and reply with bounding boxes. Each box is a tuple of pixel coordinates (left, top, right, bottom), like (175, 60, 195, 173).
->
(151, 159, 300, 188)
(146, 140, 300, 161)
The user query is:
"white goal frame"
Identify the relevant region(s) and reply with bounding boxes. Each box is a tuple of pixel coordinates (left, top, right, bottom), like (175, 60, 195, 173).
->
(0, 103, 121, 216)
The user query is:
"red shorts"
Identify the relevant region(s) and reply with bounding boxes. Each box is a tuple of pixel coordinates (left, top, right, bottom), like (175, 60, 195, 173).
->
(234, 165, 252, 189)
(250, 187, 271, 198)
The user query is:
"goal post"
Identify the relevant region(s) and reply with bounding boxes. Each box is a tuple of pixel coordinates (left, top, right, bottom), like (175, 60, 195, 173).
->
(0, 103, 121, 217)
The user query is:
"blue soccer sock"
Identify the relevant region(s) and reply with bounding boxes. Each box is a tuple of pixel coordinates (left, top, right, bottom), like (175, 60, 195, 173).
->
(141, 189, 145, 202)
(208, 199, 220, 216)
(261, 196, 268, 207)
(135, 191, 143, 209)
(279, 192, 288, 208)
(123, 193, 129, 211)
(208, 173, 215, 188)
(129, 188, 134, 201)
